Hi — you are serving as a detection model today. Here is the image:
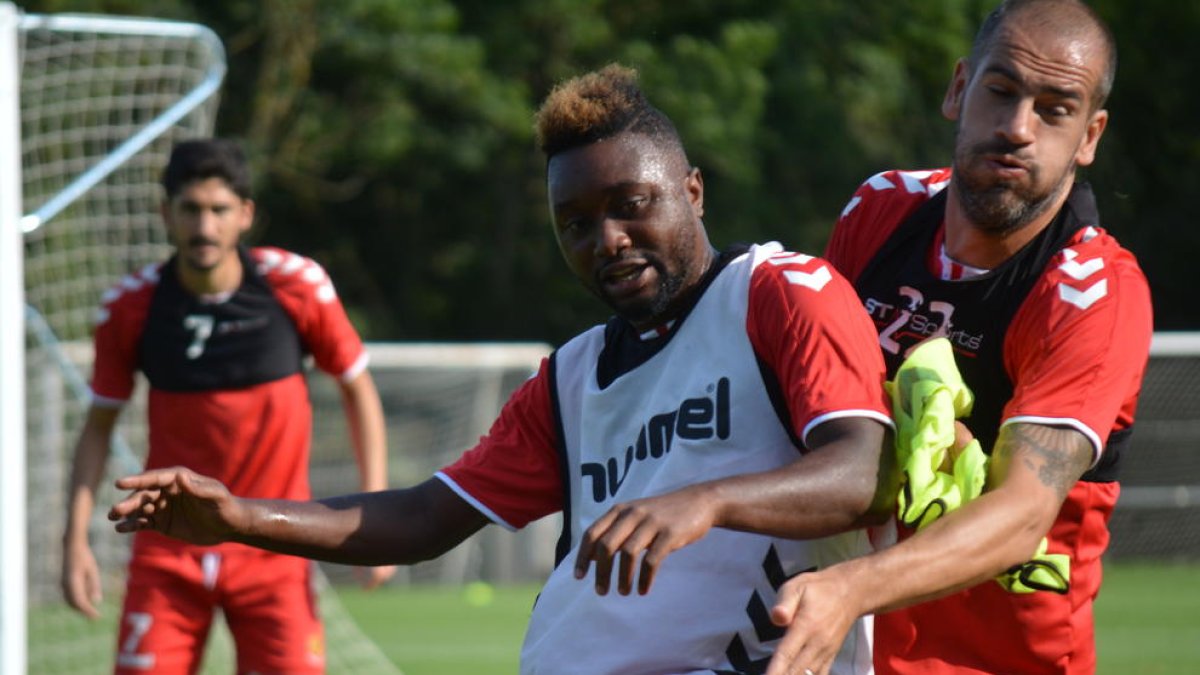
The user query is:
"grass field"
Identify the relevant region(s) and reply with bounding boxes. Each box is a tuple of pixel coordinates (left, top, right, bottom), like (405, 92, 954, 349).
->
(28, 561, 1199, 674)
(336, 561, 1200, 675)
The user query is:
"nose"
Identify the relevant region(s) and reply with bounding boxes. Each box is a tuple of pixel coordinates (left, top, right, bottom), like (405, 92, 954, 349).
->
(193, 208, 221, 236)
(997, 98, 1037, 146)
(593, 217, 632, 258)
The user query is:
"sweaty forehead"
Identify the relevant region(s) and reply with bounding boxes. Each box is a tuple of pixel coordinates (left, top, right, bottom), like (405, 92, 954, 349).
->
(547, 133, 683, 204)
(983, 12, 1106, 93)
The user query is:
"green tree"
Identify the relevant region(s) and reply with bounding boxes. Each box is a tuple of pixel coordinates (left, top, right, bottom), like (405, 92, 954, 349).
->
(17, 0, 1197, 339)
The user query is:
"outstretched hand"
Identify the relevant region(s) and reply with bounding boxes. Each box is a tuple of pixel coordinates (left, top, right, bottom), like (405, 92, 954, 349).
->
(108, 466, 244, 545)
(573, 485, 718, 596)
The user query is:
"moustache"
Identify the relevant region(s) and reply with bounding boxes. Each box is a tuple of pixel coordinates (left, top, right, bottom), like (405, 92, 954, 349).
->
(969, 139, 1033, 162)
(188, 237, 219, 247)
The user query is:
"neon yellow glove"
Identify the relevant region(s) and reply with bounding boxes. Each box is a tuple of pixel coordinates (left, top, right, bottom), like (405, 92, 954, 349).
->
(886, 338, 985, 530)
(888, 338, 1069, 594)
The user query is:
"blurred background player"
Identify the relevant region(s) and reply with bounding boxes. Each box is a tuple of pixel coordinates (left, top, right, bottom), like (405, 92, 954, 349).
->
(766, 2, 1153, 674)
(107, 65, 896, 674)
(61, 138, 393, 674)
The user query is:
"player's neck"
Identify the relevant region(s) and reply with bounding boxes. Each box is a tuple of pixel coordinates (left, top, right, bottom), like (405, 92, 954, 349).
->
(943, 187, 1067, 270)
(176, 253, 244, 298)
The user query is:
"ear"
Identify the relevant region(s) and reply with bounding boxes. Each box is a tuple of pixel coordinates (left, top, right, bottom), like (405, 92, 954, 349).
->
(1074, 108, 1109, 167)
(159, 199, 175, 243)
(941, 59, 970, 121)
(238, 198, 256, 235)
(685, 167, 704, 219)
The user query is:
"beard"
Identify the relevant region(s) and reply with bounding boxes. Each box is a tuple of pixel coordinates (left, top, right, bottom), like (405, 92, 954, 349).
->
(603, 258, 686, 327)
(597, 225, 703, 328)
(952, 137, 1073, 237)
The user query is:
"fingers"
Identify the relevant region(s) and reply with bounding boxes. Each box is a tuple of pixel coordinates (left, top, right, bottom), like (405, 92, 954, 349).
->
(771, 576, 805, 626)
(573, 510, 615, 583)
(766, 619, 829, 675)
(63, 576, 102, 620)
(766, 573, 852, 675)
(113, 466, 191, 491)
(356, 565, 396, 591)
(575, 505, 661, 595)
(766, 580, 817, 675)
(108, 488, 161, 522)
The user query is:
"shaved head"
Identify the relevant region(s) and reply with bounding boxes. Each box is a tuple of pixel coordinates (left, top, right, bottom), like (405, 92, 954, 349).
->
(970, 0, 1117, 108)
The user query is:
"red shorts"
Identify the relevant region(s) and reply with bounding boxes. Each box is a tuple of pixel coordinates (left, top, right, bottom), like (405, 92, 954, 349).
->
(114, 545, 325, 674)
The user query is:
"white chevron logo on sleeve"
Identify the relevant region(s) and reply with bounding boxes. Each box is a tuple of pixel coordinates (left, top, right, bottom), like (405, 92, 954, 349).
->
(841, 195, 862, 219)
(899, 172, 934, 194)
(1058, 249, 1105, 280)
(784, 265, 833, 291)
(1058, 279, 1108, 310)
(867, 173, 896, 191)
(768, 253, 814, 267)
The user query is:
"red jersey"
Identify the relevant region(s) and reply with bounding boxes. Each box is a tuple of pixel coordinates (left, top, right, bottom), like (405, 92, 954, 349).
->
(91, 246, 367, 554)
(438, 243, 891, 530)
(827, 169, 1153, 674)
(440, 243, 891, 673)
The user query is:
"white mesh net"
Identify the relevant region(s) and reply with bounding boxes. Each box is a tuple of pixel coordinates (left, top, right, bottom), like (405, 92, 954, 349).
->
(16, 10, 406, 674)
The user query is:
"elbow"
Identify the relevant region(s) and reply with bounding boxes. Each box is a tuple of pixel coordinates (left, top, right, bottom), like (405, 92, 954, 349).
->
(839, 469, 896, 529)
(1004, 509, 1058, 567)
(987, 490, 1062, 572)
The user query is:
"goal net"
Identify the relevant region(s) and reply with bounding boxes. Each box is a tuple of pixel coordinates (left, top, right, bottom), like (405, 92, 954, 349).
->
(7, 7, 430, 674)
(1105, 333, 1200, 560)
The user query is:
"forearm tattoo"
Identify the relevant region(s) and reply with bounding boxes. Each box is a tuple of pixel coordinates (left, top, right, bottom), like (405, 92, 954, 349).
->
(993, 424, 1092, 501)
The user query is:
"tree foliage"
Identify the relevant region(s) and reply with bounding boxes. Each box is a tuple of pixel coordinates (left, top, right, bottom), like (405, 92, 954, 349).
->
(20, 0, 1197, 341)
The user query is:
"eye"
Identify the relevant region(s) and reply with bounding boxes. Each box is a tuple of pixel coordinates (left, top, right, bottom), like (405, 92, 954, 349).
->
(986, 84, 1015, 98)
(1038, 103, 1073, 120)
(558, 215, 587, 235)
(615, 195, 649, 218)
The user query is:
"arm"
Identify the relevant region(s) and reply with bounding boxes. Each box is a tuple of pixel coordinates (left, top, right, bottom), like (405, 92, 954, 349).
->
(61, 405, 121, 619)
(337, 369, 397, 587)
(109, 468, 490, 566)
(575, 253, 896, 596)
(765, 422, 1091, 675)
(339, 370, 388, 492)
(574, 416, 895, 596)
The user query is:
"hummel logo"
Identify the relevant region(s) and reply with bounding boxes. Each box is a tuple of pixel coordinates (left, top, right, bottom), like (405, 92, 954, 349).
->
(784, 266, 832, 292)
(1059, 250, 1105, 281)
(1059, 279, 1108, 310)
(767, 253, 833, 292)
(1056, 249, 1108, 310)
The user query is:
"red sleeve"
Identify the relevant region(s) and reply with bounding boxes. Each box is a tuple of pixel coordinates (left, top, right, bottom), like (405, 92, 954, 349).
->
(825, 169, 952, 283)
(746, 250, 893, 446)
(1003, 229, 1153, 461)
(437, 357, 563, 529)
(255, 247, 367, 380)
(89, 269, 157, 405)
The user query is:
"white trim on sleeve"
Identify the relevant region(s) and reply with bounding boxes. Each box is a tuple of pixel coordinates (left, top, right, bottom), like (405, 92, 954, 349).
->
(1001, 415, 1104, 468)
(433, 471, 518, 532)
(89, 390, 127, 409)
(801, 409, 895, 447)
(338, 351, 370, 384)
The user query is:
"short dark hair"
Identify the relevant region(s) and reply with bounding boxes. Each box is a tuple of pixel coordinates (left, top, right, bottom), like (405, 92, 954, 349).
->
(161, 138, 253, 200)
(969, 0, 1117, 108)
(534, 64, 686, 161)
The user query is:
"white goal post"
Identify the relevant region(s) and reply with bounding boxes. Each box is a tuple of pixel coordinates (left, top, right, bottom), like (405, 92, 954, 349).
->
(0, 5, 26, 674)
(2, 6, 226, 674)
(2, 6, 550, 673)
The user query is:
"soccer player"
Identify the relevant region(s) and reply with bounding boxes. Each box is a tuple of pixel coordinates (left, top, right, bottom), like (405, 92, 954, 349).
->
(765, 2, 1153, 674)
(109, 65, 895, 674)
(61, 139, 394, 675)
